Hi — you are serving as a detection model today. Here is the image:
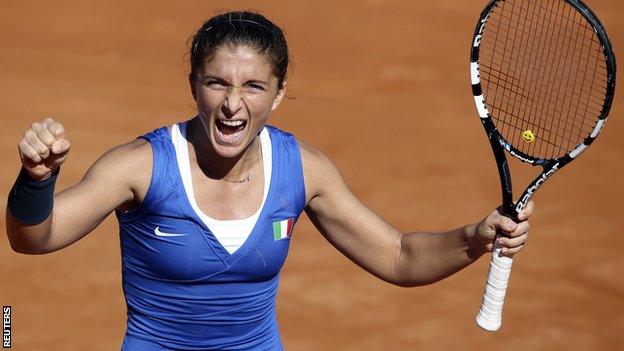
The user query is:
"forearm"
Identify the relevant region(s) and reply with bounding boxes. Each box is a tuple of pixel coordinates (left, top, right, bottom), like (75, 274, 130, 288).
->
(6, 167, 57, 254)
(393, 224, 485, 287)
(6, 186, 81, 255)
(6, 153, 138, 254)
(7, 180, 125, 254)
(6, 210, 53, 254)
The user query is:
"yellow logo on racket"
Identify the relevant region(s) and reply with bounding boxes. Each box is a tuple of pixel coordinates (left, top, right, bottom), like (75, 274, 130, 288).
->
(522, 130, 535, 142)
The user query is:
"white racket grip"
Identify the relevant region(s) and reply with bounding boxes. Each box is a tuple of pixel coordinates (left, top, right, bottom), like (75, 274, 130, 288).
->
(476, 238, 514, 331)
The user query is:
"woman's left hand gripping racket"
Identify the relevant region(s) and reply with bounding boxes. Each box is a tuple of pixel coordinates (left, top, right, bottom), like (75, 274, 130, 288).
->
(469, 0, 616, 331)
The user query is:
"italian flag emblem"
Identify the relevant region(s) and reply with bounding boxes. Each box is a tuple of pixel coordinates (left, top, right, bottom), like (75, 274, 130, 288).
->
(273, 218, 294, 240)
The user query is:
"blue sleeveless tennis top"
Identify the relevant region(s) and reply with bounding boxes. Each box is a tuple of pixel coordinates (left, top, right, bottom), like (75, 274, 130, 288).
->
(116, 124, 306, 350)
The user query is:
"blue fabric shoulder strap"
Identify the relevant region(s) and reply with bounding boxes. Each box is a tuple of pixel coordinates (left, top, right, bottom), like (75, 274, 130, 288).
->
(266, 125, 307, 215)
(118, 126, 176, 220)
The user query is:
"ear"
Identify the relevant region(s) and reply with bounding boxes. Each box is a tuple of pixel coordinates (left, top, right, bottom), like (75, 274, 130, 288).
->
(189, 73, 197, 101)
(271, 82, 287, 111)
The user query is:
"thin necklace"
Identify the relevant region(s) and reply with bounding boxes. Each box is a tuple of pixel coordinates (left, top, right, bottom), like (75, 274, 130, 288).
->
(223, 173, 252, 183)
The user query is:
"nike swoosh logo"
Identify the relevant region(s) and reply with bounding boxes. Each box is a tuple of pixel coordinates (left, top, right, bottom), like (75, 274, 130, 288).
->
(154, 227, 186, 237)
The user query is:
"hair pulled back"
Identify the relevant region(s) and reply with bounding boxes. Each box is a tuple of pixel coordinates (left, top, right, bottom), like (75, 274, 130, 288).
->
(189, 11, 289, 89)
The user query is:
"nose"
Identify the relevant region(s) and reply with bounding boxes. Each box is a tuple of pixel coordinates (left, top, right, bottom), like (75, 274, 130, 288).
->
(223, 86, 243, 115)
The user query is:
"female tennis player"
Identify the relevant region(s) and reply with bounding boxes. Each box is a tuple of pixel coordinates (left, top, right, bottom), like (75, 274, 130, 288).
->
(6, 11, 532, 350)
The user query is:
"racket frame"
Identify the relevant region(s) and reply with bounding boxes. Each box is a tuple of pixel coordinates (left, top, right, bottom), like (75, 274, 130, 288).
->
(469, 0, 616, 331)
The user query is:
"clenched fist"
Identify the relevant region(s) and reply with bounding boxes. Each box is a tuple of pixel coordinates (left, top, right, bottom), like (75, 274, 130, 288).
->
(18, 118, 70, 180)
(470, 201, 534, 257)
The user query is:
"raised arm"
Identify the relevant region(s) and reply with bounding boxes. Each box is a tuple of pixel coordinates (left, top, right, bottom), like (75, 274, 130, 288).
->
(300, 140, 531, 287)
(6, 118, 151, 254)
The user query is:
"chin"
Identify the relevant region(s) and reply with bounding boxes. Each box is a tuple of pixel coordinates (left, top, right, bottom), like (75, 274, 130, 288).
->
(211, 142, 249, 159)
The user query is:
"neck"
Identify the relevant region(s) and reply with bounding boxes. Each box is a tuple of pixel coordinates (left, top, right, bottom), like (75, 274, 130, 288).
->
(188, 117, 260, 182)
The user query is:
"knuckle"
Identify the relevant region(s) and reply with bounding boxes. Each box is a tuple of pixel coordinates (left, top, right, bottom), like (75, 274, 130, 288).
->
(37, 124, 52, 134)
(23, 148, 39, 160)
(51, 123, 65, 136)
(24, 129, 36, 139)
(37, 146, 49, 156)
(18, 139, 29, 150)
(36, 129, 51, 139)
(39, 133, 55, 145)
(31, 122, 41, 130)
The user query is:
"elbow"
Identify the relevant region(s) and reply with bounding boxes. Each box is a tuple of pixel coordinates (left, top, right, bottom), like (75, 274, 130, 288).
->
(10, 245, 32, 254)
(387, 277, 417, 288)
(389, 243, 442, 287)
(390, 233, 430, 288)
(6, 215, 53, 255)
(7, 229, 51, 255)
(387, 275, 437, 288)
(9, 241, 30, 254)
(392, 280, 425, 288)
(8, 240, 48, 255)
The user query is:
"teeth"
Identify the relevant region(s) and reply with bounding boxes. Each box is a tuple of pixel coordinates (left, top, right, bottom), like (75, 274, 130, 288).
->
(220, 119, 244, 127)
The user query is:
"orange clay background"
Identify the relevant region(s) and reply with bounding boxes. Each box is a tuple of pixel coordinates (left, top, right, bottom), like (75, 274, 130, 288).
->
(1, 1, 623, 350)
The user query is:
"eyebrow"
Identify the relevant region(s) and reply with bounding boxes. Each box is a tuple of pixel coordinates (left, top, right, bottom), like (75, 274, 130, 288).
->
(201, 75, 227, 82)
(245, 79, 269, 86)
(201, 75, 269, 86)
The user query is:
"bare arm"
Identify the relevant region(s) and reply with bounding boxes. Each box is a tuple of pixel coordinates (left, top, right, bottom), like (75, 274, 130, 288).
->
(393, 211, 528, 286)
(6, 118, 151, 254)
(301, 140, 532, 287)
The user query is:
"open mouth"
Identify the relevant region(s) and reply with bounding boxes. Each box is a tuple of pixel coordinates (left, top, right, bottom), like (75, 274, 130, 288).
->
(215, 118, 247, 144)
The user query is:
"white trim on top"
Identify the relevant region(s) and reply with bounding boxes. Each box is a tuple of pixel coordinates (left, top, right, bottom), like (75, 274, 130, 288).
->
(171, 121, 272, 253)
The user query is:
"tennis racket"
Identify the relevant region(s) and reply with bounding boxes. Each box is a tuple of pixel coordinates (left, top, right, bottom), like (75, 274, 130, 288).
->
(469, 0, 616, 331)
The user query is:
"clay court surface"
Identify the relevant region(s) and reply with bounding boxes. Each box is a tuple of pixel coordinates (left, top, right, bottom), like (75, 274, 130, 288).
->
(1, 1, 623, 350)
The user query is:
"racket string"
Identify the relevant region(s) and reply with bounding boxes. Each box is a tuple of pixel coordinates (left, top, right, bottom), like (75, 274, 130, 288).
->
(526, 0, 559, 156)
(545, 0, 580, 156)
(479, 0, 608, 159)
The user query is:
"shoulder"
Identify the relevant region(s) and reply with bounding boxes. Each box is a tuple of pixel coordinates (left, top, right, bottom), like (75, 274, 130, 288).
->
(77, 137, 155, 210)
(84, 137, 153, 190)
(264, 126, 335, 173)
(92, 138, 151, 171)
(297, 138, 332, 169)
(297, 138, 346, 204)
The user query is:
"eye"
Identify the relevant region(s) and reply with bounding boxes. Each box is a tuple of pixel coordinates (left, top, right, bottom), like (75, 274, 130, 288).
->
(243, 83, 266, 94)
(204, 80, 227, 90)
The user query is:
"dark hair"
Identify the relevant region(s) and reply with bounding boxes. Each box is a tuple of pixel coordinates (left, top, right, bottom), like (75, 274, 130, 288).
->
(189, 11, 289, 89)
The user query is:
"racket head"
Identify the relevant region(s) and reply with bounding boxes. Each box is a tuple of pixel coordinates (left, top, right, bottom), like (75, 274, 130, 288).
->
(470, 0, 616, 166)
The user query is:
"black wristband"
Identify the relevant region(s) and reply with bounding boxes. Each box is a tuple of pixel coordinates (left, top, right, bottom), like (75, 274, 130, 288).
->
(7, 167, 59, 225)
